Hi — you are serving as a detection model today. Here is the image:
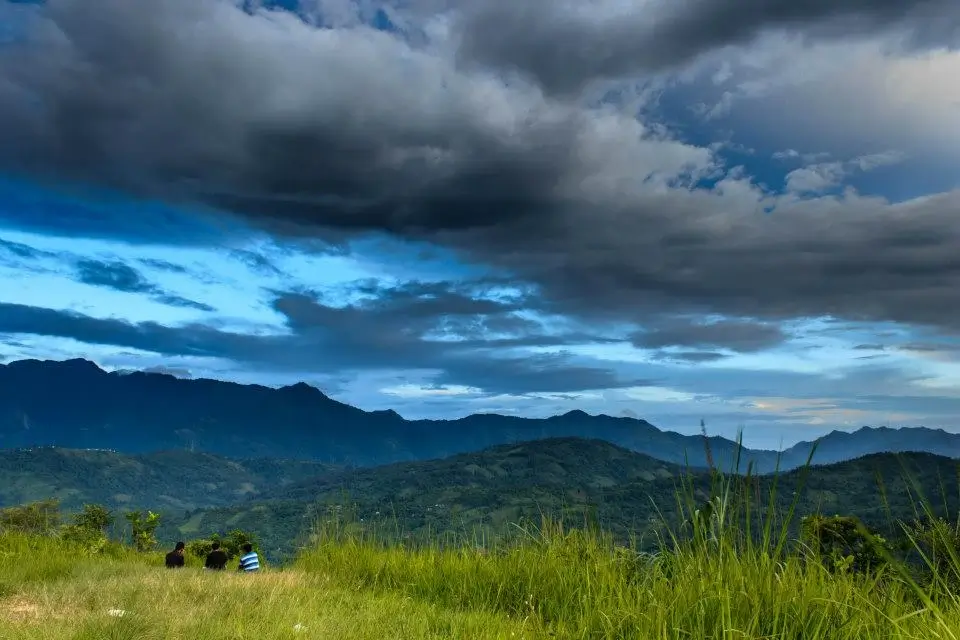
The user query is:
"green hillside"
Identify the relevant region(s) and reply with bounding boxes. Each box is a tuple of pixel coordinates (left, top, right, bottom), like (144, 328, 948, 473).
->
(164, 439, 960, 560)
(0, 447, 335, 512)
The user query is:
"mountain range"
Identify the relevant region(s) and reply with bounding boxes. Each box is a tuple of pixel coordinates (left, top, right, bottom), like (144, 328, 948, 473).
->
(1, 358, 959, 472)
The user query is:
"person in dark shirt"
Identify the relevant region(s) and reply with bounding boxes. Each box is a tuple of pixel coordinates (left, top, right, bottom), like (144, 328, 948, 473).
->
(204, 541, 228, 570)
(165, 541, 186, 569)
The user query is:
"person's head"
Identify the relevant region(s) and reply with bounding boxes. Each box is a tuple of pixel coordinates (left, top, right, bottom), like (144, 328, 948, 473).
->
(175, 541, 185, 554)
(211, 541, 221, 551)
(242, 543, 253, 554)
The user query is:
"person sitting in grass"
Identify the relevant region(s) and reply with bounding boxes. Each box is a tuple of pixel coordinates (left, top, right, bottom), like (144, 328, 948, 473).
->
(165, 541, 186, 569)
(204, 541, 228, 570)
(237, 543, 260, 572)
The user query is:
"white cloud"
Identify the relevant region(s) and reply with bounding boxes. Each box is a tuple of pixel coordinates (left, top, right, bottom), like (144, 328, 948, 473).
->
(784, 151, 905, 193)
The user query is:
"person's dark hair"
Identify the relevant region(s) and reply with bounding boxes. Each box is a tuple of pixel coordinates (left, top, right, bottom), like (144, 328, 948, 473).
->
(242, 543, 253, 553)
(175, 541, 185, 551)
(211, 541, 221, 550)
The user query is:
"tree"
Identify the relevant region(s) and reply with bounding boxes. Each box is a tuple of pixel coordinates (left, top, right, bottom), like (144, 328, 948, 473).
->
(125, 510, 161, 552)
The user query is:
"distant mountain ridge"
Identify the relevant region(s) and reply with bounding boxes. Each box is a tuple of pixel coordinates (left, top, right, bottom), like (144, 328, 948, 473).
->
(0, 358, 957, 472)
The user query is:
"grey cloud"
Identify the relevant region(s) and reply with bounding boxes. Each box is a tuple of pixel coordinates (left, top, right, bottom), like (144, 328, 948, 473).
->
(0, 0, 577, 237)
(898, 342, 960, 352)
(142, 365, 194, 378)
(0, 237, 50, 261)
(1, 0, 960, 339)
(73, 258, 215, 311)
(652, 351, 728, 363)
(434, 353, 651, 395)
(631, 318, 787, 352)
(228, 249, 285, 277)
(138, 258, 189, 274)
(0, 236, 63, 275)
(75, 259, 153, 293)
(0, 282, 637, 394)
(453, 0, 958, 95)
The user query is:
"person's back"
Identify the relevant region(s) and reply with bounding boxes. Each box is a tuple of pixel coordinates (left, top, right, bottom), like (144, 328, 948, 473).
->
(204, 542, 228, 570)
(165, 541, 186, 569)
(237, 543, 260, 572)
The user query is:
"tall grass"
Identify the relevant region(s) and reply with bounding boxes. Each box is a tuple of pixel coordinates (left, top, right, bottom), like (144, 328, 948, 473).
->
(295, 437, 960, 639)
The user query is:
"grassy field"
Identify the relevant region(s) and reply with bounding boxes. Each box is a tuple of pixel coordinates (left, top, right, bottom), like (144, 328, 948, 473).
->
(0, 533, 541, 639)
(4, 515, 960, 639)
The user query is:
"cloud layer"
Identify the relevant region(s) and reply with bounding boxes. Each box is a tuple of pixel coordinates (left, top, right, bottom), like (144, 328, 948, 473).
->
(0, 0, 959, 445)
(1, 0, 958, 338)
(454, 0, 959, 95)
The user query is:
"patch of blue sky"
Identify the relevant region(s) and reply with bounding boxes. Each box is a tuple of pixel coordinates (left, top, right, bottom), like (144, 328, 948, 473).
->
(645, 85, 794, 196)
(0, 176, 244, 247)
(0, 2, 33, 46)
(0, 224, 401, 330)
(0, 267, 209, 325)
(250, 0, 401, 35)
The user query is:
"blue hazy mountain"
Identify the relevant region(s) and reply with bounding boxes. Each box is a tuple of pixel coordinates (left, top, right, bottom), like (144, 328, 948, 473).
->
(1, 358, 957, 472)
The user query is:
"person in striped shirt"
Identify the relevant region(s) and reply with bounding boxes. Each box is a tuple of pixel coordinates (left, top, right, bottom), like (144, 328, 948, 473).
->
(237, 543, 260, 572)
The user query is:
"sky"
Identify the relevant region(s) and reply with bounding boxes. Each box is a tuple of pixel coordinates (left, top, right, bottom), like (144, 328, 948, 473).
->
(0, 0, 959, 449)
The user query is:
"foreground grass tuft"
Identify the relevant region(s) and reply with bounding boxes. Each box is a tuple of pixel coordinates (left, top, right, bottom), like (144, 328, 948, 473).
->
(297, 521, 960, 639)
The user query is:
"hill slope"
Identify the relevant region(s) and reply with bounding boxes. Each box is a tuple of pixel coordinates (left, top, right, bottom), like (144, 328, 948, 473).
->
(164, 439, 960, 559)
(0, 447, 333, 512)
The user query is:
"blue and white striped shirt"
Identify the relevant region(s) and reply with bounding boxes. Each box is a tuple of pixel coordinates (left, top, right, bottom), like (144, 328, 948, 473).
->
(238, 552, 260, 572)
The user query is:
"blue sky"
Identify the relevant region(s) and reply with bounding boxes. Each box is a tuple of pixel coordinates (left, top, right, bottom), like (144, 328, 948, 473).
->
(1, 0, 959, 449)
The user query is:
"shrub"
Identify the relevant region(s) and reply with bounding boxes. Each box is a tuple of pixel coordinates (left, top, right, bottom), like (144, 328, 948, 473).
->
(125, 510, 161, 552)
(60, 504, 115, 554)
(801, 514, 890, 574)
(186, 529, 260, 560)
(0, 499, 61, 535)
(901, 516, 960, 587)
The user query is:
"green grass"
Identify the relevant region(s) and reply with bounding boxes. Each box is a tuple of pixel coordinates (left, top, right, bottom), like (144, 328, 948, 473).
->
(297, 519, 960, 639)
(0, 532, 542, 639)
(4, 517, 960, 639)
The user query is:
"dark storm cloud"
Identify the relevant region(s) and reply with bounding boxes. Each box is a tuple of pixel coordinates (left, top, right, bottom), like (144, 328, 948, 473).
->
(631, 318, 788, 352)
(454, 0, 959, 95)
(0, 282, 636, 393)
(1, 0, 960, 339)
(0, 0, 576, 237)
(73, 258, 215, 311)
